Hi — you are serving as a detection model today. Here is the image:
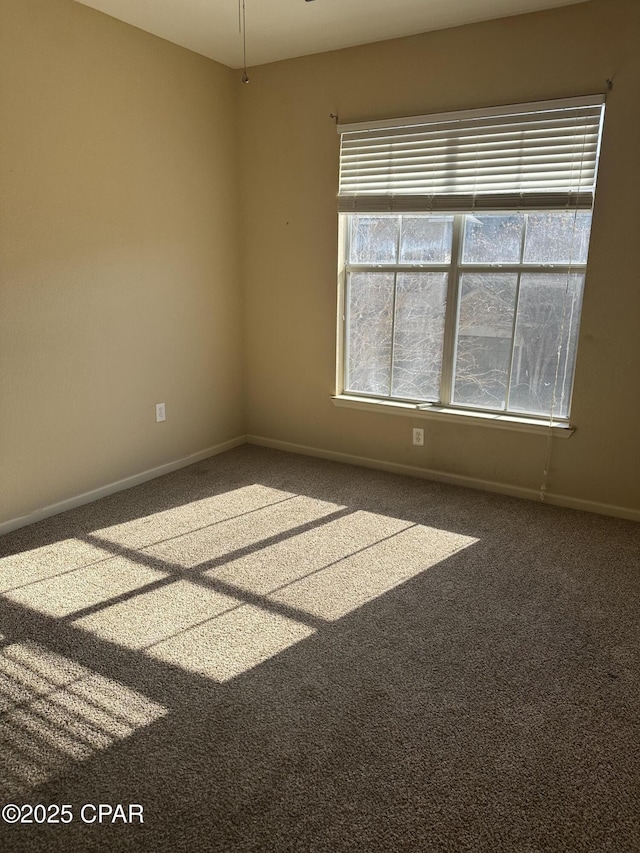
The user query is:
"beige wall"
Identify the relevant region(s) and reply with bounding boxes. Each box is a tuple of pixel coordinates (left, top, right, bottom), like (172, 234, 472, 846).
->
(239, 0, 640, 514)
(0, 0, 243, 525)
(2, 0, 639, 529)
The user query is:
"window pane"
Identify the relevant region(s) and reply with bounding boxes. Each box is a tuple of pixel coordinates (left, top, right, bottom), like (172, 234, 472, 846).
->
(453, 273, 518, 410)
(349, 216, 399, 264)
(391, 273, 448, 401)
(523, 211, 592, 264)
(508, 273, 584, 418)
(399, 216, 453, 263)
(462, 214, 524, 264)
(345, 272, 394, 396)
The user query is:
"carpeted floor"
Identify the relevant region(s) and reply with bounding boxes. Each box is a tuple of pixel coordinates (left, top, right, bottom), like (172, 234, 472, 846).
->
(0, 445, 638, 852)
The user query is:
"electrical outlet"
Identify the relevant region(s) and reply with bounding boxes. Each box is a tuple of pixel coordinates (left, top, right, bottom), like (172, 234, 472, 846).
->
(155, 402, 166, 423)
(412, 428, 424, 446)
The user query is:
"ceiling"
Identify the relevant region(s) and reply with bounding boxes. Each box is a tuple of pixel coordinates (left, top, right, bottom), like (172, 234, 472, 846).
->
(74, 0, 590, 70)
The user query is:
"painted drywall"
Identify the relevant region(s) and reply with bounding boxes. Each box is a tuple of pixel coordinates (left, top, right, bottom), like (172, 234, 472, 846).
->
(239, 0, 640, 513)
(2, 0, 638, 529)
(0, 0, 243, 524)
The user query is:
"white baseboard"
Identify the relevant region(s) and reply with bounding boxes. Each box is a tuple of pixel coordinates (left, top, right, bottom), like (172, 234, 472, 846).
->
(246, 435, 640, 523)
(4, 433, 637, 535)
(0, 436, 247, 537)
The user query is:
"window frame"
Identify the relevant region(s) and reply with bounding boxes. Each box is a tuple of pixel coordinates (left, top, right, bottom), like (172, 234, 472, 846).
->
(334, 96, 605, 434)
(336, 210, 589, 429)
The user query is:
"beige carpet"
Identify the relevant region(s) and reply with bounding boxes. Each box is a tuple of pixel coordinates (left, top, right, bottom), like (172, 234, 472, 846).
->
(0, 445, 638, 852)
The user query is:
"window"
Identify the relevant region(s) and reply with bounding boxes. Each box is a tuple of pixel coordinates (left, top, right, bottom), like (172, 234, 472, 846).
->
(336, 97, 605, 424)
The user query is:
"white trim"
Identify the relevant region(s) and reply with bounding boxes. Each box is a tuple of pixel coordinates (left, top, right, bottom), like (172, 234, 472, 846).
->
(337, 94, 606, 134)
(246, 435, 640, 523)
(0, 436, 247, 536)
(332, 395, 575, 438)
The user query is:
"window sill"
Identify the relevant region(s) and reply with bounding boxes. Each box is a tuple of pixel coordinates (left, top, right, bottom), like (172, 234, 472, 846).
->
(331, 395, 575, 438)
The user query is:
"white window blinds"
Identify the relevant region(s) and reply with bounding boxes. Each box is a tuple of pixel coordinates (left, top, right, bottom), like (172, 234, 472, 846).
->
(337, 96, 605, 213)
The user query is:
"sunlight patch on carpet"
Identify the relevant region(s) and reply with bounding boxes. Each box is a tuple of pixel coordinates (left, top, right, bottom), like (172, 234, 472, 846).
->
(67, 509, 476, 683)
(2, 557, 166, 618)
(203, 510, 415, 594)
(74, 580, 242, 649)
(268, 521, 478, 620)
(0, 539, 113, 594)
(143, 494, 348, 569)
(0, 641, 167, 798)
(92, 484, 302, 550)
(144, 605, 314, 682)
(1, 490, 477, 687)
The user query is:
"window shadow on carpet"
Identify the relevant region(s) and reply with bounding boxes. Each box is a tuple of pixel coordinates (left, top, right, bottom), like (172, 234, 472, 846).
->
(0, 446, 639, 852)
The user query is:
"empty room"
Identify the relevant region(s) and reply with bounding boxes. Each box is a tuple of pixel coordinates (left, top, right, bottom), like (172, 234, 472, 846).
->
(1, 0, 639, 850)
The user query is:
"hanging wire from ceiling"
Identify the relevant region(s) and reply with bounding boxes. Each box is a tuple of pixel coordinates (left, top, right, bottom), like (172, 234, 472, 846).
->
(238, 0, 318, 84)
(239, 0, 249, 83)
